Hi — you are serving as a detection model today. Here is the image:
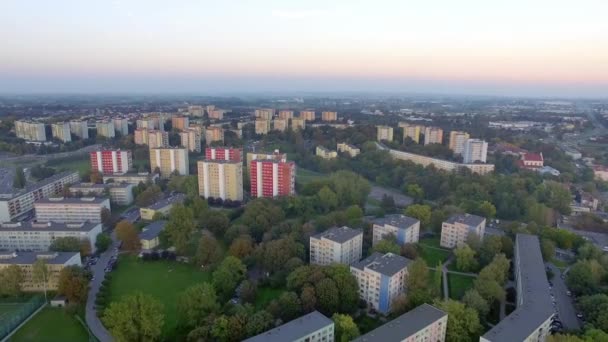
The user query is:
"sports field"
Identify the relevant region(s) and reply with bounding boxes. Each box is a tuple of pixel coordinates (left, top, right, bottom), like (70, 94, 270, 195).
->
(0, 303, 23, 324)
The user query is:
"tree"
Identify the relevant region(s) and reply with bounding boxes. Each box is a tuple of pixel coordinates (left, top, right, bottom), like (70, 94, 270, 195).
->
(434, 299, 482, 342)
(404, 204, 432, 228)
(103, 292, 164, 342)
(329, 170, 371, 207)
(332, 313, 360, 342)
(406, 184, 424, 202)
(478, 235, 503, 266)
(239, 280, 257, 304)
(165, 204, 196, 255)
(135, 185, 163, 207)
(200, 212, 230, 236)
(80, 239, 92, 257)
(300, 285, 317, 313)
(547, 335, 584, 342)
(406, 258, 430, 292)
(32, 259, 50, 302)
(541, 238, 556, 262)
(462, 289, 489, 317)
(315, 278, 339, 315)
(115, 220, 141, 251)
(58, 265, 89, 304)
(177, 283, 220, 329)
(256, 237, 305, 274)
(371, 238, 400, 255)
(567, 260, 604, 295)
(212, 256, 246, 300)
(95, 233, 112, 252)
(100, 207, 112, 227)
(90, 170, 103, 184)
(49, 237, 81, 252)
(13, 167, 26, 188)
(380, 194, 396, 213)
(242, 199, 285, 241)
(0, 265, 23, 297)
(400, 243, 418, 259)
(317, 186, 339, 212)
(245, 310, 273, 337)
(477, 201, 496, 219)
(578, 294, 608, 331)
(194, 234, 224, 268)
(228, 235, 254, 259)
(276, 292, 302, 321)
(454, 244, 478, 272)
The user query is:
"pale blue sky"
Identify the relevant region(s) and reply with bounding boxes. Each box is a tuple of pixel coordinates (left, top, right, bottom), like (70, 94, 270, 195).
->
(1, 0, 607, 96)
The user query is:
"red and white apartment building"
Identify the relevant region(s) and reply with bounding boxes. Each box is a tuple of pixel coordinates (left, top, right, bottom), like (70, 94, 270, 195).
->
(205, 147, 243, 162)
(250, 151, 295, 198)
(90, 149, 133, 174)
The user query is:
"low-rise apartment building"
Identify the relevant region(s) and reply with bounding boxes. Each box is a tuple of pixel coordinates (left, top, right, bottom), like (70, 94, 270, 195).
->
(351, 252, 412, 314)
(139, 221, 167, 250)
(68, 182, 134, 205)
(0, 221, 102, 252)
(316, 146, 338, 159)
(140, 194, 185, 221)
(0, 251, 81, 291)
(337, 143, 360, 157)
(102, 172, 158, 185)
(34, 197, 111, 223)
(354, 303, 448, 342)
(372, 214, 420, 246)
(440, 213, 486, 249)
(244, 311, 334, 342)
(310, 226, 363, 266)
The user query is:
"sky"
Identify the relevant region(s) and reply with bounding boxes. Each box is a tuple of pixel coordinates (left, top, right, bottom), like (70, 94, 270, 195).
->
(1, 0, 607, 97)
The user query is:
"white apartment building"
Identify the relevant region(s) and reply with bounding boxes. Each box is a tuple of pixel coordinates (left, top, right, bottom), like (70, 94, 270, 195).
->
(179, 129, 202, 152)
(0, 221, 102, 253)
(244, 311, 334, 342)
(68, 182, 135, 205)
(449, 131, 470, 155)
(95, 121, 115, 138)
(0, 171, 80, 222)
(310, 226, 363, 266)
(463, 139, 488, 163)
(351, 252, 412, 314)
(440, 213, 486, 249)
(102, 172, 158, 185)
(34, 197, 111, 224)
(372, 214, 420, 246)
(113, 117, 129, 136)
(0, 251, 81, 291)
(69, 120, 89, 139)
(377, 125, 394, 142)
(14, 120, 46, 141)
(51, 122, 71, 142)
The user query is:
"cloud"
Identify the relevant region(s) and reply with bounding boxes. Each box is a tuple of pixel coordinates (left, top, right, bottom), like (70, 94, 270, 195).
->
(271, 9, 328, 19)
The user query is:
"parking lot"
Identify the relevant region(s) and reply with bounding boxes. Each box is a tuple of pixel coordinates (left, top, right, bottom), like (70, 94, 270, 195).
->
(546, 263, 581, 332)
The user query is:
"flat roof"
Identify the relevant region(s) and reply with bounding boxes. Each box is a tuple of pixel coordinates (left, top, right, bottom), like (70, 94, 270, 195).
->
(35, 197, 109, 205)
(373, 214, 419, 229)
(139, 220, 167, 241)
(243, 311, 333, 342)
(0, 220, 100, 232)
(354, 304, 446, 342)
(312, 226, 362, 244)
(146, 193, 185, 210)
(352, 252, 411, 277)
(445, 213, 485, 227)
(0, 171, 78, 199)
(0, 251, 79, 265)
(70, 182, 132, 190)
(481, 234, 554, 342)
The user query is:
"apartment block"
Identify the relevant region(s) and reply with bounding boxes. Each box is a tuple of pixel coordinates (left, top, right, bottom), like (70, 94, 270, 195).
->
(136, 118, 158, 130)
(205, 126, 224, 144)
(134, 128, 168, 148)
(179, 129, 202, 153)
(187, 105, 204, 117)
(300, 110, 316, 121)
(351, 252, 412, 314)
(310, 226, 363, 266)
(354, 304, 447, 342)
(377, 125, 394, 142)
(68, 182, 135, 205)
(278, 110, 294, 120)
(69, 120, 89, 139)
(208, 109, 225, 120)
(372, 214, 420, 246)
(273, 118, 288, 132)
(51, 122, 71, 142)
(95, 121, 115, 138)
(250, 152, 295, 198)
(102, 172, 158, 185)
(254, 108, 274, 121)
(14, 120, 46, 141)
(197, 160, 243, 201)
(382, 145, 495, 175)
(316, 146, 338, 159)
(400, 123, 423, 144)
(140, 194, 185, 221)
(172, 116, 190, 131)
(448, 131, 470, 155)
(463, 139, 488, 164)
(0, 251, 81, 291)
(440, 213, 486, 249)
(0, 221, 102, 253)
(337, 143, 360, 157)
(34, 197, 111, 223)
(424, 127, 443, 145)
(139, 220, 167, 250)
(255, 119, 271, 135)
(246, 151, 288, 166)
(205, 147, 243, 162)
(480, 234, 554, 342)
(0, 171, 80, 222)
(244, 311, 334, 342)
(112, 117, 129, 136)
(291, 117, 306, 131)
(321, 111, 338, 122)
(150, 147, 189, 178)
(90, 149, 132, 174)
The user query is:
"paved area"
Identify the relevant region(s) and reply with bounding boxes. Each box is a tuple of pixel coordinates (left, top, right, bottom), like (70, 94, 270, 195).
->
(547, 263, 581, 331)
(85, 234, 119, 342)
(368, 186, 413, 207)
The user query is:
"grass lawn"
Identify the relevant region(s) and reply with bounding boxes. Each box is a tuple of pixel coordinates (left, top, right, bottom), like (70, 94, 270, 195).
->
(296, 168, 328, 185)
(254, 286, 286, 310)
(419, 245, 450, 267)
(418, 236, 442, 249)
(9, 307, 89, 342)
(552, 259, 570, 269)
(0, 303, 24, 324)
(47, 158, 90, 177)
(107, 255, 212, 339)
(448, 273, 476, 300)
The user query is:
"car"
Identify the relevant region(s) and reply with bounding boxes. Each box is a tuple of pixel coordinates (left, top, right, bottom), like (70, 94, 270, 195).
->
(566, 291, 571, 296)
(577, 313, 584, 319)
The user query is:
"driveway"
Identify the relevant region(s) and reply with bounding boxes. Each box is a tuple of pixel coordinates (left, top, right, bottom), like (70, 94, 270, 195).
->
(546, 263, 580, 331)
(85, 234, 119, 342)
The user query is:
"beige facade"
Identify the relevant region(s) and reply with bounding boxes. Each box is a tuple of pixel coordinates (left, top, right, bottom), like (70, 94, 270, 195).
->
(34, 197, 111, 223)
(316, 146, 337, 159)
(197, 160, 243, 201)
(150, 147, 189, 178)
(0, 252, 81, 291)
(51, 122, 71, 142)
(134, 128, 168, 148)
(424, 127, 443, 145)
(140, 194, 185, 221)
(440, 214, 486, 249)
(69, 120, 89, 139)
(449, 131, 470, 154)
(205, 126, 224, 144)
(386, 148, 495, 175)
(278, 110, 294, 120)
(15, 120, 46, 141)
(96, 121, 115, 138)
(321, 111, 337, 122)
(400, 123, 423, 143)
(171, 116, 189, 131)
(272, 118, 288, 132)
(254, 108, 274, 121)
(300, 110, 316, 121)
(337, 143, 360, 157)
(310, 226, 362, 266)
(377, 125, 394, 142)
(179, 129, 201, 152)
(113, 117, 129, 136)
(208, 109, 225, 120)
(69, 182, 135, 205)
(291, 117, 306, 131)
(255, 119, 270, 135)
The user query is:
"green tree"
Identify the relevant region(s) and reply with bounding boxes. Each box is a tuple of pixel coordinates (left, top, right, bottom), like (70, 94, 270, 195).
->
(371, 238, 400, 255)
(32, 259, 50, 301)
(58, 265, 89, 304)
(95, 232, 112, 252)
(103, 292, 164, 342)
(541, 238, 556, 262)
(135, 185, 163, 207)
(256, 237, 305, 274)
(300, 285, 316, 313)
(228, 235, 254, 260)
(0, 265, 24, 297)
(276, 291, 302, 321)
(434, 299, 482, 342)
(317, 186, 339, 212)
(177, 283, 220, 329)
(404, 204, 432, 228)
(477, 201, 496, 219)
(165, 204, 196, 255)
(242, 199, 285, 241)
(454, 244, 477, 272)
(200, 212, 230, 236)
(115, 220, 141, 251)
(478, 235, 503, 266)
(329, 170, 371, 207)
(406, 184, 424, 202)
(212, 256, 246, 300)
(567, 260, 604, 295)
(194, 234, 224, 268)
(13, 167, 26, 188)
(547, 335, 585, 342)
(332, 313, 360, 342)
(578, 294, 608, 331)
(462, 289, 489, 317)
(245, 310, 274, 337)
(315, 278, 339, 315)
(49, 237, 81, 252)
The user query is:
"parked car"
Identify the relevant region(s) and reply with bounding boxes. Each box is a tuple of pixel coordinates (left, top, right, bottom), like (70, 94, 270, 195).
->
(566, 291, 571, 296)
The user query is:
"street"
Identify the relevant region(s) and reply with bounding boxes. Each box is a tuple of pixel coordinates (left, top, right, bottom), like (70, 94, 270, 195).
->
(546, 263, 580, 331)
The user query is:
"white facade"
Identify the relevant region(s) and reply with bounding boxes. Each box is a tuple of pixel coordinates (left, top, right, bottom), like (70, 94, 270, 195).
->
(69, 183, 134, 205)
(15, 121, 46, 141)
(69, 120, 89, 139)
(51, 122, 71, 142)
(372, 215, 420, 246)
(310, 226, 362, 266)
(179, 129, 201, 152)
(463, 139, 488, 163)
(0, 221, 102, 252)
(440, 214, 486, 249)
(96, 121, 115, 138)
(113, 117, 129, 136)
(34, 197, 111, 223)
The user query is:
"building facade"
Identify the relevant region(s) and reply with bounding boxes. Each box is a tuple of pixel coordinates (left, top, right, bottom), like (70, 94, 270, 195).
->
(254, 108, 274, 121)
(68, 182, 134, 205)
(113, 117, 129, 136)
(337, 143, 360, 157)
(424, 127, 443, 145)
(321, 111, 338, 122)
(0, 221, 102, 253)
(400, 123, 423, 144)
(463, 139, 488, 163)
(95, 121, 115, 138)
(273, 118, 288, 132)
(90, 149, 133, 174)
(316, 146, 338, 159)
(205, 147, 243, 162)
(140, 194, 185, 220)
(372, 214, 420, 246)
(69, 120, 89, 139)
(197, 160, 243, 201)
(34, 197, 111, 223)
(179, 129, 202, 153)
(139, 221, 167, 250)
(205, 126, 224, 144)
(377, 125, 394, 142)
(15, 120, 46, 141)
(291, 117, 306, 131)
(440, 213, 486, 249)
(244, 311, 334, 342)
(171, 116, 190, 131)
(448, 131, 470, 154)
(102, 172, 158, 185)
(250, 153, 295, 198)
(150, 147, 189, 178)
(0, 251, 81, 291)
(51, 122, 71, 142)
(278, 110, 294, 120)
(310, 226, 363, 266)
(255, 119, 271, 135)
(383, 146, 495, 175)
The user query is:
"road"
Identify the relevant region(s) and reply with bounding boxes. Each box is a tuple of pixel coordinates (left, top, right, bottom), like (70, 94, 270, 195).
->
(0, 144, 100, 167)
(85, 234, 119, 342)
(546, 263, 580, 331)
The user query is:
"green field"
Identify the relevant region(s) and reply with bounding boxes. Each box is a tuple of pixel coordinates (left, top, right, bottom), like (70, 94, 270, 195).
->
(0, 303, 23, 325)
(448, 273, 476, 300)
(47, 158, 90, 177)
(107, 256, 212, 339)
(254, 286, 285, 310)
(9, 307, 89, 342)
(296, 168, 328, 185)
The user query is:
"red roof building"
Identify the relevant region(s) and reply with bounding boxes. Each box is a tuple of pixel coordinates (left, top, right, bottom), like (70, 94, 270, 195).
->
(519, 152, 544, 169)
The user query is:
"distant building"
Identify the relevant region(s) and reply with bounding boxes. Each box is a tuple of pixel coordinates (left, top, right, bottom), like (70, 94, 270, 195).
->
(197, 160, 243, 201)
(372, 214, 420, 246)
(519, 152, 544, 169)
(206, 147, 243, 162)
(205, 126, 224, 144)
(250, 151, 295, 198)
(148, 130, 169, 149)
(321, 111, 338, 122)
(351, 252, 412, 314)
(377, 125, 394, 142)
(149, 147, 189, 178)
(51, 122, 71, 142)
(593, 165, 608, 181)
(400, 123, 423, 144)
(440, 213, 486, 249)
(273, 118, 288, 132)
(208, 109, 225, 120)
(136, 117, 158, 130)
(291, 117, 306, 131)
(278, 110, 294, 120)
(254, 108, 274, 121)
(564, 148, 582, 160)
(463, 139, 488, 163)
(14, 120, 46, 141)
(448, 131, 470, 154)
(337, 143, 360, 157)
(310, 226, 363, 266)
(139, 221, 166, 250)
(113, 117, 129, 136)
(316, 146, 337, 159)
(0, 251, 81, 291)
(90, 149, 132, 174)
(255, 119, 271, 135)
(187, 105, 204, 117)
(537, 166, 561, 177)
(102, 172, 158, 185)
(243, 311, 334, 342)
(179, 129, 201, 153)
(140, 194, 185, 221)
(383, 145, 495, 175)
(69, 120, 89, 139)
(95, 121, 115, 138)
(68, 182, 134, 205)
(424, 127, 443, 145)
(171, 116, 190, 131)
(246, 151, 288, 167)
(300, 110, 316, 121)
(0, 221, 102, 253)
(353, 304, 447, 342)
(34, 197, 111, 223)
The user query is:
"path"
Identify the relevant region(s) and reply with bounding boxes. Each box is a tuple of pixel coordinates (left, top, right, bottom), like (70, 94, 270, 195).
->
(546, 263, 581, 331)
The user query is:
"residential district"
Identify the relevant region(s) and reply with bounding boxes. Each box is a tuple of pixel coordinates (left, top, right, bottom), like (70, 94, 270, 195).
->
(0, 96, 607, 342)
